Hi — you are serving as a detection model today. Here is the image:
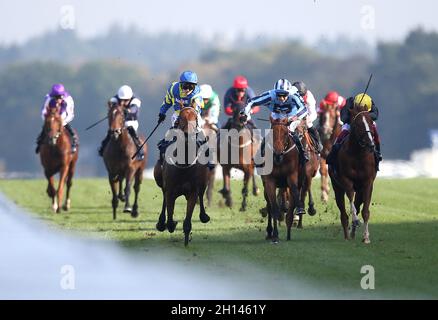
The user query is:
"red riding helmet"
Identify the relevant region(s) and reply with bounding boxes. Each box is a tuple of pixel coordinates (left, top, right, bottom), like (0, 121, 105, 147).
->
(325, 91, 339, 104)
(233, 75, 248, 89)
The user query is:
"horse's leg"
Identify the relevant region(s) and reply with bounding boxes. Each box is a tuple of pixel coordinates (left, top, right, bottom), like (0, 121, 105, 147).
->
(56, 165, 69, 214)
(240, 169, 250, 212)
(118, 177, 125, 202)
(221, 166, 232, 208)
(252, 169, 260, 196)
(265, 179, 279, 243)
(351, 189, 363, 239)
(263, 188, 273, 240)
(347, 189, 359, 239)
(332, 181, 349, 240)
(361, 183, 373, 244)
(45, 172, 57, 212)
(131, 169, 142, 218)
(206, 168, 215, 207)
(308, 185, 317, 216)
(320, 158, 329, 203)
(123, 169, 135, 213)
(156, 189, 167, 232)
(184, 192, 197, 246)
(62, 160, 76, 211)
(109, 176, 119, 220)
(165, 191, 178, 233)
(199, 191, 210, 223)
(287, 182, 300, 238)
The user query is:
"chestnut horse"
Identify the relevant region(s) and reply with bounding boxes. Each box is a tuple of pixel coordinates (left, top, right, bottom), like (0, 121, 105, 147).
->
(102, 104, 147, 220)
(328, 105, 377, 244)
(154, 107, 210, 246)
(218, 101, 260, 211)
(318, 104, 341, 203)
(39, 105, 78, 213)
(261, 118, 302, 243)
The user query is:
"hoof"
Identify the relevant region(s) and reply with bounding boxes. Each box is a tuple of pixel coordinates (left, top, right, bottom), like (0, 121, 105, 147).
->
(297, 224, 303, 229)
(118, 194, 125, 202)
(362, 238, 371, 244)
(123, 207, 132, 213)
(239, 206, 246, 212)
(156, 221, 166, 232)
(352, 219, 361, 228)
(259, 207, 268, 217)
(265, 234, 272, 240)
(56, 208, 61, 214)
(131, 210, 139, 218)
(167, 221, 178, 233)
(271, 238, 279, 244)
(199, 213, 210, 223)
(225, 198, 233, 208)
(253, 188, 260, 196)
(308, 206, 317, 216)
(296, 207, 306, 215)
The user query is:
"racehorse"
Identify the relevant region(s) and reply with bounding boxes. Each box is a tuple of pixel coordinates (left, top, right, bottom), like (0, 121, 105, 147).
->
(318, 104, 341, 203)
(201, 120, 217, 207)
(102, 104, 147, 220)
(328, 104, 377, 244)
(218, 101, 260, 211)
(260, 117, 303, 243)
(39, 104, 79, 213)
(154, 106, 210, 246)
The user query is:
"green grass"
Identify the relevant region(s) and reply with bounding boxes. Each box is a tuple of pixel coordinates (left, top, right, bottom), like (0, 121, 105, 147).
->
(1, 177, 437, 298)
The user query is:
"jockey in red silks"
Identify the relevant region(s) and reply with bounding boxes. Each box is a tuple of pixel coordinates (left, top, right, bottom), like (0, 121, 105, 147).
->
(318, 91, 347, 116)
(36, 83, 78, 154)
(222, 75, 259, 131)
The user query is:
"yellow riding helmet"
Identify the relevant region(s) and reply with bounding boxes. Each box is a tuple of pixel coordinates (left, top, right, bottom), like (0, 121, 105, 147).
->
(354, 93, 372, 111)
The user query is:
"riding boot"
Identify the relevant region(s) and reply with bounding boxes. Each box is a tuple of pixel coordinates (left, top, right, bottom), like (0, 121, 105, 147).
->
(127, 126, 144, 160)
(35, 127, 45, 154)
(64, 123, 78, 153)
(374, 142, 382, 171)
(308, 126, 323, 153)
(255, 137, 266, 168)
(157, 137, 176, 162)
(292, 133, 309, 165)
(326, 143, 340, 167)
(98, 130, 111, 157)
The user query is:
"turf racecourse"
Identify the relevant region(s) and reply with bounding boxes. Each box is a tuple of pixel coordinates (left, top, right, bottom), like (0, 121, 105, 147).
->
(0, 177, 437, 298)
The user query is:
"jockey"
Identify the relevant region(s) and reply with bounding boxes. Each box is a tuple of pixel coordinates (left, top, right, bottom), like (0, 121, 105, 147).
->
(318, 91, 347, 115)
(326, 93, 382, 168)
(98, 85, 144, 160)
(156, 71, 214, 169)
(199, 84, 221, 132)
(244, 79, 309, 165)
(222, 75, 258, 131)
(292, 81, 323, 153)
(36, 83, 78, 154)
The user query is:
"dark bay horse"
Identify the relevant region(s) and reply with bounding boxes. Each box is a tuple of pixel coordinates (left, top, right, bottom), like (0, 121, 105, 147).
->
(318, 104, 341, 203)
(261, 118, 302, 243)
(328, 105, 377, 244)
(218, 101, 260, 211)
(103, 104, 147, 220)
(154, 107, 210, 246)
(39, 105, 78, 213)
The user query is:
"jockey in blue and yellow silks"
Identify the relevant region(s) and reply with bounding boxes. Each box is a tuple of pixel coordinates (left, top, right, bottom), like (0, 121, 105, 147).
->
(157, 70, 204, 130)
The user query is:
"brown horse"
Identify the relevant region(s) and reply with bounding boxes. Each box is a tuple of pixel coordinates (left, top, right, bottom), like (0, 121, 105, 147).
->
(102, 104, 147, 220)
(154, 107, 210, 246)
(318, 105, 341, 203)
(218, 101, 260, 211)
(39, 105, 78, 213)
(328, 105, 377, 244)
(295, 120, 320, 228)
(261, 117, 302, 243)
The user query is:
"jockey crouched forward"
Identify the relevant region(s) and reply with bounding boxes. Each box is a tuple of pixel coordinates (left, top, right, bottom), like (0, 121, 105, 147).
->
(98, 85, 144, 160)
(326, 93, 382, 170)
(156, 71, 214, 170)
(244, 79, 309, 167)
(35, 83, 78, 154)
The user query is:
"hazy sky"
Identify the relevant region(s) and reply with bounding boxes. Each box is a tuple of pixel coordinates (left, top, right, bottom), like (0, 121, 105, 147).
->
(1, 0, 437, 45)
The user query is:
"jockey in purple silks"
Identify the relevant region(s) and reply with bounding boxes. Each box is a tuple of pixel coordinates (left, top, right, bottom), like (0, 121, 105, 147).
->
(35, 83, 78, 154)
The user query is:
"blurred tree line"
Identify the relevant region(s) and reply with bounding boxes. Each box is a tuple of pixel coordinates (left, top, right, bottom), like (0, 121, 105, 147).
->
(0, 28, 436, 175)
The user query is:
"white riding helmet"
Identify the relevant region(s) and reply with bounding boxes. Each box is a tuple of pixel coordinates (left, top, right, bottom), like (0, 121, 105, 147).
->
(117, 85, 133, 100)
(274, 79, 293, 95)
(200, 84, 213, 100)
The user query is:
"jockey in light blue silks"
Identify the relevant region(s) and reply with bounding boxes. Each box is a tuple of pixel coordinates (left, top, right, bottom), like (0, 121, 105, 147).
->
(36, 83, 78, 154)
(244, 79, 309, 165)
(98, 85, 144, 160)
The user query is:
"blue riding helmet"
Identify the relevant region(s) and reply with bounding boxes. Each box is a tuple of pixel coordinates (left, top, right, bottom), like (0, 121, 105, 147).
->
(179, 71, 198, 84)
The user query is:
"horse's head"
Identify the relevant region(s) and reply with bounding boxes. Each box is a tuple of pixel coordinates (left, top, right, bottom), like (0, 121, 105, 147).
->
(44, 103, 63, 146)
(108, 104, 125, 140)
(271, 117, 291, 164)
(231, 101, 247, 129)
(350, 104, 375, 153)
(178, 106, 198, 134)
(319, 103, 339, 139)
